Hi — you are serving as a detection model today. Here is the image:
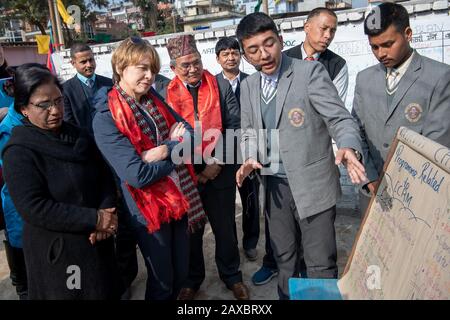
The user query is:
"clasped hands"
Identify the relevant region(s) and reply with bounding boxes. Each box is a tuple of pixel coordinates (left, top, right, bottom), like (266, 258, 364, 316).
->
(89, 207, 117, 245)
(197, 163, 222, 184)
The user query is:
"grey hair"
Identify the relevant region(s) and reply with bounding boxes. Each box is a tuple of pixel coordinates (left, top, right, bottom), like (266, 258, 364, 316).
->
(170, 59, 177, 67)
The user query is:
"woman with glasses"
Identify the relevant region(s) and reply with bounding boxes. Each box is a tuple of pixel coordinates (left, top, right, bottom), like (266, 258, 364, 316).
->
(2, 64, 121, 299)
(92, 37, 207, 300)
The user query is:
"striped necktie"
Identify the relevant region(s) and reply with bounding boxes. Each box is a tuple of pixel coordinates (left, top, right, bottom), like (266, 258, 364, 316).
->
(261, 77, 277, 104)
(386, 69, 400, 95)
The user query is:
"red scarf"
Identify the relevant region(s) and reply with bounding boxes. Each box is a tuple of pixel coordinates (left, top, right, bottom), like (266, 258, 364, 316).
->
(108, 86, 207, 233)
(166, 70, 222, 154)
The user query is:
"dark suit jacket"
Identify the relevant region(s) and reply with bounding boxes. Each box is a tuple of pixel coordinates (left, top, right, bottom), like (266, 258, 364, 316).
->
(215, 72, 248, 105)
(153, 74, 171, 99)
(284, 43, 346, 81)
(63, 74, 113, 134)
(210, 73, 242, 190)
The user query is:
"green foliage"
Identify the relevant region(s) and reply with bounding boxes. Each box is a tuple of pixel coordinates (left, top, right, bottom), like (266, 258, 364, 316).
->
(1, 0, 110, 35)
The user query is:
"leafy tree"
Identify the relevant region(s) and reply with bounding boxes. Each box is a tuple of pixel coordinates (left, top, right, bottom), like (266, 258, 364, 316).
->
(132, 0, 158, 32)
(1, 0, 49, 34)
(1, 0, 109, 35)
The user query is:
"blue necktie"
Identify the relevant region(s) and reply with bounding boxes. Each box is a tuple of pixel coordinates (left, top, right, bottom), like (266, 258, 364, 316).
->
(86, 78, 94, 88)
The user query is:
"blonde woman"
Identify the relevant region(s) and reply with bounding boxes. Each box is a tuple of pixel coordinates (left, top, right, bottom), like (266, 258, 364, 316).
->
(93, 37, 207, 300)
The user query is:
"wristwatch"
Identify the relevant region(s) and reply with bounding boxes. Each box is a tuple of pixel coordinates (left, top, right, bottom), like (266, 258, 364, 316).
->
(354, 150, 362, 161)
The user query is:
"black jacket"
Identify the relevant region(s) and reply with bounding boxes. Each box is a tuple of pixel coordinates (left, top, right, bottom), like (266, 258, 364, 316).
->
(153, 74, 171, 99)
(284, 44, 346, 81)
(215, 72, 248, 104)
(63, 74, 113, 134)
(2, 121, 119, 299)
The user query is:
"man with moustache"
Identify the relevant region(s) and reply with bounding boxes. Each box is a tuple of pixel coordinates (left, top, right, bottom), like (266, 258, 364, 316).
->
(63, 43, 113, 134)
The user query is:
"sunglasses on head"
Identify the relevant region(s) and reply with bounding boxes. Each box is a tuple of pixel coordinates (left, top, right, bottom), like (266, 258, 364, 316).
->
(129, 36, 149, 45)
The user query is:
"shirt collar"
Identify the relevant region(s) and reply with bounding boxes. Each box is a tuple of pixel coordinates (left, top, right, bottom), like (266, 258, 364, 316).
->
(183, 81, 202, 89)
(222, 71, 240, 83)
(300, 42, 321, 60)
(76, 73, 96, 86)
(386, 50, 415, 79)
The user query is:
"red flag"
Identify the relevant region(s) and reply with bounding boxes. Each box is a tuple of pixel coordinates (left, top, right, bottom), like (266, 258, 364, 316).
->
(46, 25, 56, 74)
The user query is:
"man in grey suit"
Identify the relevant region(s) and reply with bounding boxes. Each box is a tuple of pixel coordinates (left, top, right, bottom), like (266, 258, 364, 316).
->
(352, 2, 450, 211)
(236, 13, 366, 299)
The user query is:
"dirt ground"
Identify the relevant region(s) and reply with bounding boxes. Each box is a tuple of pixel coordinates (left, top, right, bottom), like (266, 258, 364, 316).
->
(0, 189, 362, 300)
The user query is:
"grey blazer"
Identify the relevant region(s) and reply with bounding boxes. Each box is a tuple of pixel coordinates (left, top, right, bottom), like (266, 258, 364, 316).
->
(352, 51, 450, 182)
(240, 54, 362, 219)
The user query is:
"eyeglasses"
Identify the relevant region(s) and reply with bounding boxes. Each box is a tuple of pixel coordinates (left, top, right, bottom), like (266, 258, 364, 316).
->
(29, 96, 64, 110)
(178, 59, 202, 71)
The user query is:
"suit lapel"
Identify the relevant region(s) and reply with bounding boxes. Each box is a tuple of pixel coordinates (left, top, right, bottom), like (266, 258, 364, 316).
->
(252, 75, 263, 130)
(275, 55, 293, 128)
(386, 53, 422, 122)
(371, 64, 389, 116)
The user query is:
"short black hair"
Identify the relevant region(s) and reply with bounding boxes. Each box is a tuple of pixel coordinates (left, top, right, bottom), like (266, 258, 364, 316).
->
(307, 7, 337, 21)
(215, 37, 240, 56)
(13, 63, 63, 113)
(70, 43, 92, 58)
(364, 2, 410, 36)
(236, 12, 279, 50)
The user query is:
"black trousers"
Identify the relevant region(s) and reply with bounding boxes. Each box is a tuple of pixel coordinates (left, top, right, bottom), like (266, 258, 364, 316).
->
(115, 199, 138, 291)
(184, 183, 242, 290)
(261, 213, 278, 270)
(132, 216, 189, 300)
(266, 176, 338, 299)
(238, 177, 260, 251)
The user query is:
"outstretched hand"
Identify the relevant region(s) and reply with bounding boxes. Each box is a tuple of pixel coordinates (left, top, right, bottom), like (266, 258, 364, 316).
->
(335, 148, 367, 185)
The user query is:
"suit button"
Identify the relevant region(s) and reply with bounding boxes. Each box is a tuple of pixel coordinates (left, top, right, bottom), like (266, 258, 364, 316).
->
(383, 143, 389, 148)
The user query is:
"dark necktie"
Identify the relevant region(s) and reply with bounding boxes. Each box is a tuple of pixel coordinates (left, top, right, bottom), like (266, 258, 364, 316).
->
(86, 78, 94, 88)
(187, 85, 200, 121)
(235, 82, 240, 102)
